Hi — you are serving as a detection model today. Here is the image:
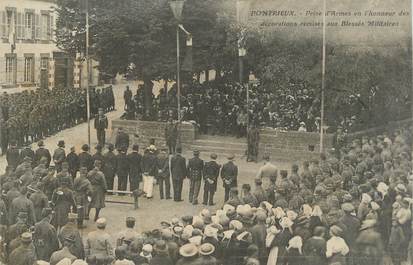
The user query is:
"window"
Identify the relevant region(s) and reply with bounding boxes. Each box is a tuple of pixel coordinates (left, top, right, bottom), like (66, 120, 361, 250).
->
(24, 56, 34, 82)
(5, 55, 16, 85)
(25, 12, 34, 39)
(41, 57, 49, 70)
(6, 10, 15, 36)
(40, 13, 50, 40)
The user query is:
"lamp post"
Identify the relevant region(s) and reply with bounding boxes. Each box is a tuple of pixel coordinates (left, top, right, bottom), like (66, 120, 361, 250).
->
(81, 0, 91, 147)
(169, 0, 185, 121)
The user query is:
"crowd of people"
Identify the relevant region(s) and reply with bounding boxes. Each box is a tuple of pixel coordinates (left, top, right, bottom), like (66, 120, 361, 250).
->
(123, 80, 321, 136)
(0, 86, 115, 154)
(0, 114, 412, 265)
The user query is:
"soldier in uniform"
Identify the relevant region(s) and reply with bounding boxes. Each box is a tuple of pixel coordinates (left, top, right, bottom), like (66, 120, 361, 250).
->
(29, 183, 49, 222)
(9, 187, 36, 226)
(53, 140, 66, 173)
(8, 232, 37, 265)
(19, 144, 35, 166)
(95, 108, 109, 147)
(32, 157, 48, 181)
(165, 118, 178, 154)
(87, 160, 107, 221)
(128, 144, 142, 192)
(170, 147, 187, 202)
(221, 154, 238, 202)
(42, 165, 58, 201)
(59, 213, 85, 259)
(67, 146, 80, 179)
(247, 124, 260, 162)
(74, 166, 92, 227)
(79, 144, 94, 171)
(51, 179, 76, 229)
(187, 150, 204, 205)
(34, 140, 51, 167)
(202, 153, 221, 206)
(103, 144, 117, 194)
(56, 161, 74, 189)
(33, 208, 59, 261)
(116, 217, 140, 247)
(50, 235, 77, 265)
(85, 218, 114, 264)
(6, 141, 20, 170)
(157, 149, 171, 200)
(6, 212, 29, 248)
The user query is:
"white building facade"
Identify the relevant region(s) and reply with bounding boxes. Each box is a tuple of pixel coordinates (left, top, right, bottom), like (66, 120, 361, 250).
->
(0, 0, 98, 89)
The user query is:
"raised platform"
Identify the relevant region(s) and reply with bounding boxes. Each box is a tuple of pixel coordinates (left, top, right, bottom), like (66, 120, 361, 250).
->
(110, 119, 334, 162)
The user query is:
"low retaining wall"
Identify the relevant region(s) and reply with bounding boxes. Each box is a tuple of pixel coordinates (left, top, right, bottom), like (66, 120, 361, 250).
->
(110, 119, 197, 149)
(259, 128, 334, 161)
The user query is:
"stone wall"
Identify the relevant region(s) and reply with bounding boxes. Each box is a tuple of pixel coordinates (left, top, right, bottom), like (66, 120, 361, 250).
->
(110, 119, 197, 150)
(259, 129, 334, 161)
(346, 118, 412, 141)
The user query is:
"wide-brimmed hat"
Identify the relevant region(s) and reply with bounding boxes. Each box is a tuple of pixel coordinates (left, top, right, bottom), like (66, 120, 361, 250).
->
(199, 243, 215, 256)
(179, 243, 198, 257)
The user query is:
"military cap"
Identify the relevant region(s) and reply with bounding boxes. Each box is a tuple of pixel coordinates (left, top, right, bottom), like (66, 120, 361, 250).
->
(96, 218, 107, 228)
(21, 232, 32, 243)
(341, 203, 355, 213)
(37, 140, 45, 147)
(210, 153, 217, 159)
(227, 154, 235, 160)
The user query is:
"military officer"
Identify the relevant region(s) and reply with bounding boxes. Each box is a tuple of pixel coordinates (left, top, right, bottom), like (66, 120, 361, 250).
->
(95, 108, 109, 147)
(202, 153, 221, 206)
(127, 144, 142, 192)
(187, 150, 204, 205)
(74, 166, 92, 226)
(87, 160, 107, 221)
(85, 218, 114, 264)
(42, 165, 58, 200)
(53, 140, 66, 173)
(221, 154, 238, 202)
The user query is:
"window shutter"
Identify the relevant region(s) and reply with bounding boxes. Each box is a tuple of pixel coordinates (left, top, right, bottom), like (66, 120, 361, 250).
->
(35, 14, 40, 39)
(17, 12, 23, 39)
(0, 11, 5, 38)
(49, 15, 54, 40)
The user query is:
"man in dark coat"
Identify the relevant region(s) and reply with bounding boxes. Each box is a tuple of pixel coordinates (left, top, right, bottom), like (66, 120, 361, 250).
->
(51, 179, 76, 229)
(157, 149, 171, 199)
(221, 154, 238, 202)
(103, 144, 117, 193)
(33, 208, 59, 261)
(87, 160, 107, 221)
(115, 128, 130, 152)
(6, 141, 20, 170)
(9, 187, 36, 226)
(74, 166, 92, 226)
(92, 144, 105, 169)
(338, 202, 360, 248)
(203, 153, 221, 206)
(9, 232, 37, 265)
(53, 140, 66, 173)
(187, 150, 204, 205)
(59, 213, 85, 259)
(19, 144, 35, 167)
(78, 144, 94, 171)
(303, 226, 327, 265)
(94, 108, 108, 147)
(116, 148, 129, 194)
(56, 161, 74, 189)
(165, 119, 178, 154)
(66, 146, 79, 179)
(29, 184, 49, 222)
(128, 144, 142, 192)
(34, 140, 51, 167)
(170, 147, 187, 202)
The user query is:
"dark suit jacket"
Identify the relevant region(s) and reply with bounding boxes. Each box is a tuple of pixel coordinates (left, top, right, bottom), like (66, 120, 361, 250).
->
(116, 152, 129, 176)
(128, 151, 142, 178)
(221, 161, 238, 187)
(78, 152, 94, 171)
(34, 148, 51, 167)
(115, 132, 130, 150)
(171, 154, 187, 180)
(187, 157, 204, 180)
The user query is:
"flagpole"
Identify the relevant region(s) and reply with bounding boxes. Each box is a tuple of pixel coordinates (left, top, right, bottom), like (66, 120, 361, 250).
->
(85, 0, 91, 148)
(320, 0, 326, 153)
(177, 26, 181, 121)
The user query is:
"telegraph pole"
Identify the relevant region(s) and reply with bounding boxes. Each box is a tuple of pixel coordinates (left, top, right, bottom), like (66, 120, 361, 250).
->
(320, 0, 326, 153)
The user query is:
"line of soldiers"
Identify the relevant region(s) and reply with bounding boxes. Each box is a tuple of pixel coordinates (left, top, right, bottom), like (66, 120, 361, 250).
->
(0, 86, 115, 155)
